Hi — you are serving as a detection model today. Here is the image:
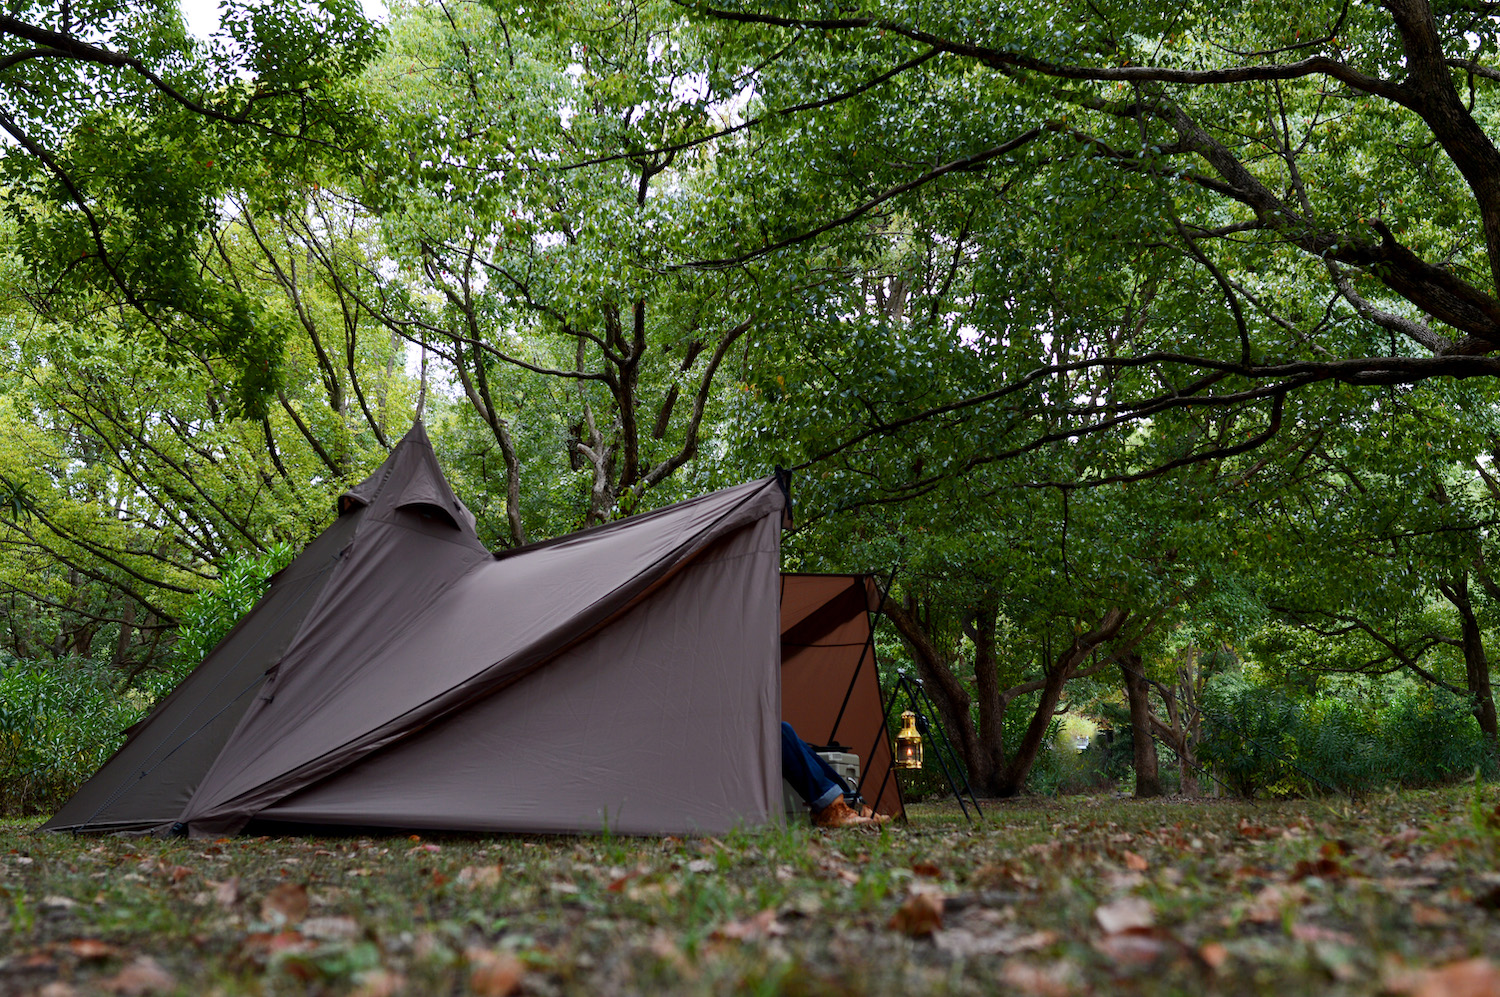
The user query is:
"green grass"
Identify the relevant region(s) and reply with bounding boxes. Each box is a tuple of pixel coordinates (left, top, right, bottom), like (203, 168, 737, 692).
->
(2, 786, 1498, 995)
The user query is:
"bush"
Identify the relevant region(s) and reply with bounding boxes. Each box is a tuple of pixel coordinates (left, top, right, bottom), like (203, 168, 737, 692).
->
(1199, 672, 1496, 798)
(0, 545, 293, 816)
(0, 656, 143, 814)
(1198, 672, 1299, 798)
(1380, 685, 1495, 785)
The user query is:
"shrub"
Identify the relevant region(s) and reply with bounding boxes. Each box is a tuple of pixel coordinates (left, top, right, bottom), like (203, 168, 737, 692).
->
(0, 545, 293, 816)
(1197, 672, 1299, 799)
(0, 656, 142, 814)
(1380, 685, 1495, 785)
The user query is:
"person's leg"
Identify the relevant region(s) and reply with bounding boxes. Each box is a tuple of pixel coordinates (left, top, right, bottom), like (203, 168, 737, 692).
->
(781, 722, 843, 811)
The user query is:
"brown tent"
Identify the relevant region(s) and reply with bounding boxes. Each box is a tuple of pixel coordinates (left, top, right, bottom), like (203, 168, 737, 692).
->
(780, 575, 904, 820)
(43, 425, 899, 837)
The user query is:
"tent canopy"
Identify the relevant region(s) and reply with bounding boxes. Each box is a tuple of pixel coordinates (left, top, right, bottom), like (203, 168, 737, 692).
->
(44, 425, 898, 836)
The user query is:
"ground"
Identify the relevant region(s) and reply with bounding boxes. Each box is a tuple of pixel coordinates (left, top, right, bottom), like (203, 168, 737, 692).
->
(2, 786, 1498, 996)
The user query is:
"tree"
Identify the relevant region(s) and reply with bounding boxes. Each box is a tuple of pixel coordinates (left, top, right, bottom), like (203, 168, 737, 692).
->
(0, 0, 382, 414)
(340, 0, 785, 537)
(667, 0, 1500, 493)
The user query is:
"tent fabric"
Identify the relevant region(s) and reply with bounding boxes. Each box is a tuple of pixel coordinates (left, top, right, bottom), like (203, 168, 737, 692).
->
(779, 575, 905, 820)
(44, 423, 787, 837)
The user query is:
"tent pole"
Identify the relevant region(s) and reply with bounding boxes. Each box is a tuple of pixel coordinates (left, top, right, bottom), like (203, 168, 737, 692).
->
(826, 567, 898, 745)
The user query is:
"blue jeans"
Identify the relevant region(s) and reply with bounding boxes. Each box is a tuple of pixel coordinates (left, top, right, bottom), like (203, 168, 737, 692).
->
(781, 721, 846, 811)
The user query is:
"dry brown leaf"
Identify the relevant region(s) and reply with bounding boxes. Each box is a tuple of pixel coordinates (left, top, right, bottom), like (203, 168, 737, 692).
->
(1122, 851, 1149, 872)
(457, 865, 503, 889)
(1289, 923, 1357, 945)
(1411, 903, 1450, 926)
(260, 882, 309, 925)
(1094, 896, 1155, 934)
(99, 956, 176, 995)
(1094, 929, 1167, 966)
(889, 892, 945, 937)
(37, 983, 80, 997)
(238, 930, 310, 964)
(66, 938, 120, 961)
(1198, 941, 1229, 971)
(350, 969, 407, 997)
(713, 908, 787, 941)
(1000, 960, 1075, 997)
(1289, 857, 1345, 882)
(301, 916, 360, 941)
(1409, 958, 1500, 997)
(912, 860, 943, 877)
(1244, 883, 1307, 924)
(165, 865, 193, 884)
(466, 948, 525, 997)
(932, 926, 1058, 957)
(212, 876, 241, 908)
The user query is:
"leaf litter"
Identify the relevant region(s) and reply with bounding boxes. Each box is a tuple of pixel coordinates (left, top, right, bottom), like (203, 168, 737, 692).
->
(2, 784, 1499, 994)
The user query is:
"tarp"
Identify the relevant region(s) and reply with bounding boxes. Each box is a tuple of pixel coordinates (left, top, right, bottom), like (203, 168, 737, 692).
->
(44, 424, 786, 837)
(780, 575, 904, 819)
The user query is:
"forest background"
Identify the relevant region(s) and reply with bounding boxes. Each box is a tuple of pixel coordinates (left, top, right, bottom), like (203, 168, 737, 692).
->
(3, 0, 1500, 814)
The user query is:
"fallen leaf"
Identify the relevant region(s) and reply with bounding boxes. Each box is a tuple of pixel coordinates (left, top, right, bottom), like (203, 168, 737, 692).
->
(99, 956, 176, 995)
(350, 969, 406, 997)
(1094, 928, 1168, 966)
(1122, 850, 1149, 872)
(889, 892, 944, 937)
(66, 938, 121, 961)
(1001, 960, 1075, 997)
(37, 983, 80, 997)
(1244, 883, 1307, 924)
(1389, 958, 1500, 997)
(933, 927, 1057, 957)
(713, 908, 788, 941)
(1290, 923, 1357, 945)
(1094, 896, 1155, 934)
(238, 930, 310, 964)
(260, 882, 309, 925)
(1412, 903, 1450, 926)
(1198, 941, 1229, 971)
(42, 895, 81, 910)
(912, 860, 943, 877)
(457, 865, 503, 888)
(212, 876, 241, 908)
(686, 858, 715, 873)
(1290, 857, 1345, 881)
(301, 916, 360, 941)
(466, 948, 524, 997)
(165, 865, 193, 884)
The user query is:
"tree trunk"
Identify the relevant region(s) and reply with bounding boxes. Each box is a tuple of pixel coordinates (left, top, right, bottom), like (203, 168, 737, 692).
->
(1439, 571, 1500, 758)
(1119, 650, 1164, 798)
(992, 609, 1131, 796)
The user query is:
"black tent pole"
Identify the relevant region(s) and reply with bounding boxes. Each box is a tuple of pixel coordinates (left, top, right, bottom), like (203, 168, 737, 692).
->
(898, 673, 974, 821)
(907, 674, 983, 818)
(827, 566, 899, 745)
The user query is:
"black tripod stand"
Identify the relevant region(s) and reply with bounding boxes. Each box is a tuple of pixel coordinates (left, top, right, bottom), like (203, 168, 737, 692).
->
(883, 670, 983, 821)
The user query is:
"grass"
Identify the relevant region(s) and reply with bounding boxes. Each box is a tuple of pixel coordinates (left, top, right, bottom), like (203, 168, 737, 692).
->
(2, 785, 1498, 995)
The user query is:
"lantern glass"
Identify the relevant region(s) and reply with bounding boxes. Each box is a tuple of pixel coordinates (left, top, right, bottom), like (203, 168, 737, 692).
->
(896, 710, 924, 770)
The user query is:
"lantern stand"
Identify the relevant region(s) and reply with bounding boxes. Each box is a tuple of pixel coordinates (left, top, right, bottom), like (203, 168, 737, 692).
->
(881, 670, 983, 821)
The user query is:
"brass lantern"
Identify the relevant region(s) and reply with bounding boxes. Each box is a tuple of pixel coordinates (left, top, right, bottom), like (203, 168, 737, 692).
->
(895, 710, 924, 769)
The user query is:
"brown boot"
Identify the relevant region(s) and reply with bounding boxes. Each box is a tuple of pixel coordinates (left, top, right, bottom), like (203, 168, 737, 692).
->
(812, 795, 890, 828)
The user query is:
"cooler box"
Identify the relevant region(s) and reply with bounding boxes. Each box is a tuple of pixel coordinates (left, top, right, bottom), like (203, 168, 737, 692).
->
(783, 750, 860, 816)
